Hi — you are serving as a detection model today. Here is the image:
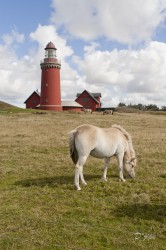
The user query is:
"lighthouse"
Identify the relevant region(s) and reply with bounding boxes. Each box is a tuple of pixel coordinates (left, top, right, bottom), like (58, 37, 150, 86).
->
(40, 42, 62, 111)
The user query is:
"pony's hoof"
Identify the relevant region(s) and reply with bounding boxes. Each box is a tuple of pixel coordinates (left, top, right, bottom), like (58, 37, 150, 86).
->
(119, 178, 126, 182)
(77, 187, 81, 191)
(101, 177, 107, 182)
(83, 182, 87, 185)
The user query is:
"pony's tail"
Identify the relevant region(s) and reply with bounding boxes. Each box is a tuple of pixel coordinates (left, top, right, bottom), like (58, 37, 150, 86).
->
(68, 129, 78, 165)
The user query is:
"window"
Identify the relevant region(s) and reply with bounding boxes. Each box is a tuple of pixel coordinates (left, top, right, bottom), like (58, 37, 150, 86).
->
(82, 97, 89, 103)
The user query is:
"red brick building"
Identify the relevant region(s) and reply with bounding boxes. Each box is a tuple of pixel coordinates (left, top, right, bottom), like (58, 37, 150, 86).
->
(75, 90, 101, 111)
(24, 90, 40, 109)
(40, 42, 62, 111)
(24, 42, 103, 112)
(24, 91, 83, 112)
(62, 100, 83, 112)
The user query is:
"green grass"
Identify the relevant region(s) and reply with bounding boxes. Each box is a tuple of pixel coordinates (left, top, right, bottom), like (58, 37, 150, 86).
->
(0, 111, 165, 249)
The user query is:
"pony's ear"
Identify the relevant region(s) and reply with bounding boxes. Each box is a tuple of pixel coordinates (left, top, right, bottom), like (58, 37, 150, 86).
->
(131, 157, 136, 162)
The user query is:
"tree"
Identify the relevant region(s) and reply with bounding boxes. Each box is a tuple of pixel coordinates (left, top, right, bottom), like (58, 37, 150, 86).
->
(145, 104, 159, 111)
(161, 106, 166, 111)
(118, 102, 126, 107)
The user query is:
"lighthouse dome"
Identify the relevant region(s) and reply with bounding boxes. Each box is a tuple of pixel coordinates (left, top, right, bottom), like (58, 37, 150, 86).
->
(45, 42, 56, 50)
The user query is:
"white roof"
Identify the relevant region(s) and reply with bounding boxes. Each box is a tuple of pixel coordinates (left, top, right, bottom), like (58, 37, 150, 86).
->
(62, 100, 83, 107)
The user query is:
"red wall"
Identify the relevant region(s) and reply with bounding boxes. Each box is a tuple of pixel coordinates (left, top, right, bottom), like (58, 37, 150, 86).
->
(40, 67, 62, 111)
(76, 92, 100, 111)
(25, 93, 40, 109)
(63, 107, 82, 112)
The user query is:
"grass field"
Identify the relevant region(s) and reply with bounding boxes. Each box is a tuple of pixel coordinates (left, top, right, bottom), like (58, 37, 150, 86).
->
(0, 110, 165, 250)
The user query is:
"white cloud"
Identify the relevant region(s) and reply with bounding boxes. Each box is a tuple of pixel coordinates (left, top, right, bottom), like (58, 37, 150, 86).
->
(29, 24, 81, 99)
(0, 25, 77, 107)
(30, 24, 73, 60)
(50, 0, 101, 40)
(0, 42, 39, 106)
(0, 30, 33, 106)
(0, 27, 166, 108)
(51, 0, 166, 44)
(73, 41, 166, 107)
(0, 1, 166, 109)
(2, 29, 25, 46)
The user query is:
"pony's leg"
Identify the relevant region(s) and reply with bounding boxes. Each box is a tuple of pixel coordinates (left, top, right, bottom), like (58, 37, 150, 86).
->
(79, 165, 87, 186)
(75, 165, 81, 190)
(101, 158, 110, 181)
(75, 155, 87, 190)
(117, 153, 126, 182)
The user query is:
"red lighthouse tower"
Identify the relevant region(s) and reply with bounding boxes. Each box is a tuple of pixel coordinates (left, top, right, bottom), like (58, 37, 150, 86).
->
(40, 42, 62, 111)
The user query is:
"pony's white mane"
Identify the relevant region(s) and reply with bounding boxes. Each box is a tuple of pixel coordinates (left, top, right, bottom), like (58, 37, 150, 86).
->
(112, 124, 135, 158)
(112, 124, 131, 140)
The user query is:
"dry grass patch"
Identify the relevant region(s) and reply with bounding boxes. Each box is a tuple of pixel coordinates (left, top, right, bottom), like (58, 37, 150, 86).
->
(0, 112, 165, 249)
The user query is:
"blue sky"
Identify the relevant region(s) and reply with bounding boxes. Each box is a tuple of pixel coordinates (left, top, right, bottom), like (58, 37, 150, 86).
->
(0, 1, 51, 35)
(0, 0, 166, 108)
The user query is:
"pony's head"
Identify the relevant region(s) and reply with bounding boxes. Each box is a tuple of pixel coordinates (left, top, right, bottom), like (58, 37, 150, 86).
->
(124, 157, 136, 178)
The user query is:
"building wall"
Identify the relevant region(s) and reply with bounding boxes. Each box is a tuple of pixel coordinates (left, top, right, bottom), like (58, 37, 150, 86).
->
(94, 97, 101, 109)
(76, 92, 99, 111)
(40, 67, 62, 111)
(63, 106, 82, 112)
(95, 96, 101, 106)
(25, 93, 40, 109)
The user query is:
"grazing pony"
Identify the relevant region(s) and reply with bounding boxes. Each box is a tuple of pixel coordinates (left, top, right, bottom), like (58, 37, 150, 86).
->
(69, 124, 136, 190)
(82, 108, 93, 114)
(103, 110, 113, 115)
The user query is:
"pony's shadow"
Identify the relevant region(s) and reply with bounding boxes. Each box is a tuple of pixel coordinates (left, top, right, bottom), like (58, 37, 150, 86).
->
(14, 174, 102, 188)
(160, 173, 166, 179)
(113, 203, 166, 222)
(15, 176, 73, 188)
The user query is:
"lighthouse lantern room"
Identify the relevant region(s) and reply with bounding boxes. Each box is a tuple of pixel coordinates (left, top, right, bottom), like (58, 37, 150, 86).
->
(40, 42, 62, 111)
